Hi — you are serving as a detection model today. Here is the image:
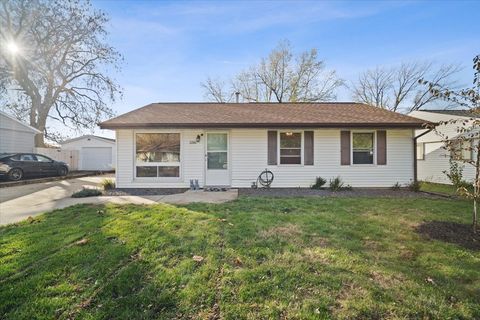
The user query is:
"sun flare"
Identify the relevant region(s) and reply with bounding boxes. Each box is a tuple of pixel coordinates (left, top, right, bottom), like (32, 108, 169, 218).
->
(6, 41, 20, 54)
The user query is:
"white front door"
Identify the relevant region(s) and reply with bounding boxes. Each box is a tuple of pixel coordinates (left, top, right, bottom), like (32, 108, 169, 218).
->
(205, 132, 230, 186)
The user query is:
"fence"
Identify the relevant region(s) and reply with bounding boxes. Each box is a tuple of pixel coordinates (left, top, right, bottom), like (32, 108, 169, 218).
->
(35, 147, 79, 170)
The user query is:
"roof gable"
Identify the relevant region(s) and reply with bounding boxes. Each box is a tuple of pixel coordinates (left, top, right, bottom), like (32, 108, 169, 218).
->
(100, 102, 429, 129)
(0, 111, 41, 134)
(61, 135, 115, 145)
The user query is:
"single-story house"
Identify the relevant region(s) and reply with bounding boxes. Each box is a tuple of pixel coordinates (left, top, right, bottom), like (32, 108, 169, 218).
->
(0, 110, 41, 153)
(60, 135, 116, 171)
(409, 109, 477, 184)
(99, 102, 428, 188)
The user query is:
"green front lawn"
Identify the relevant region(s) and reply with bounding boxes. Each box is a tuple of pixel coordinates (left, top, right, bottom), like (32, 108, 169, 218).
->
(1, 197, 479, 319)
(420, 181, 459, 196)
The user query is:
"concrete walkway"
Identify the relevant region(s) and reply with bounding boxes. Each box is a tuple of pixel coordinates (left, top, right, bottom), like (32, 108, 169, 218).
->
(0, 176, 237, 225)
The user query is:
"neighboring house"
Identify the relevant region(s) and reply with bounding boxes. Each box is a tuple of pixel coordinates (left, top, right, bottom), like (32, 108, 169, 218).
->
(60, 135, 116, 171)
(99, 102, 427, 188)
(0, 110, 41, 153)
(409, 110, 476, 184)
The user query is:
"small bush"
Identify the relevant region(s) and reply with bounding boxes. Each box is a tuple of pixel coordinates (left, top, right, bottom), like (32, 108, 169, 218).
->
(311, 177, 327, 189)
(101, 178, 115, 190)
(329, 176, 345, 191)
(391, 182, 402, 190)
(72, 188, 102, 198)
(456, 180, 473, 195)
(407, 180, 421, 192)
(443, 158, 464, 188)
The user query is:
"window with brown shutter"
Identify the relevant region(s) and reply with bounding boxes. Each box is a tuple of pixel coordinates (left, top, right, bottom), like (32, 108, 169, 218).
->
(340, 131, 351, 165)
(267, 131, 278, 165)
(377, 130, 387, 165)
(304, 131, 314, 165)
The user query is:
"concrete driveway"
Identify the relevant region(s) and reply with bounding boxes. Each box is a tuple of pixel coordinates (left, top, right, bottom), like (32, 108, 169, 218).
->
(0, 174, 113, 225)
(0, 175, 238, 226)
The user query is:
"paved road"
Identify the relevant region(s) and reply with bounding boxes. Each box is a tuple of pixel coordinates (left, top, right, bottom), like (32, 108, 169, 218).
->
(0, 175, 238, 226)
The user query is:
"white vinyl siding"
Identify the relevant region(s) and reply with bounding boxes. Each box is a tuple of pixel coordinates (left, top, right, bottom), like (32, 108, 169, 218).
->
(115, 128, 415, 188)
(417, 141, 475, 184)
(409, 110, 476, 184)
(231, 129, 413, 188)
(0, 112, 38, 153)
(0, 129, 36, 153)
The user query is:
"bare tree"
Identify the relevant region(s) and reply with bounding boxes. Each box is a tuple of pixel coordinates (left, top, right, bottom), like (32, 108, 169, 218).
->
(201, 77, 230, 103)
(0, 0, 122, 146)
(351, 67, 393, 109)
(352, 62, 461, 112)
(420, 55, 480, 233)
(202, 41, 343, 103)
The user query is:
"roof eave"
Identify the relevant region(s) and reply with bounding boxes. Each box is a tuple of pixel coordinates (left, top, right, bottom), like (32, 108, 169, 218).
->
(99, 122, 429, 130)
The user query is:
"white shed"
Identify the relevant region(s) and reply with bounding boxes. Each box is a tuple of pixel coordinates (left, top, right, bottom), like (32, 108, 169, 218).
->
(61, 135, 116, 171)
(0, 110, 41, 153)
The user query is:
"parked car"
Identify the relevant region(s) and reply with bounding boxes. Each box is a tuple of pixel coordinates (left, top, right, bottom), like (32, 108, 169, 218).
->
(0, 153, 69, 181)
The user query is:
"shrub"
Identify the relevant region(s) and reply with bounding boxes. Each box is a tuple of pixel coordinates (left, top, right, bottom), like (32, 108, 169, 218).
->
(329, 176, 345, 191)
(456, 180, 474, 195)
(443, 158, 464, 188)
(101, 178, 115, 190)
(72, 188, 102, 198)
(407, 180, 421, 192)
(311, 177, 327, 189)
(391, 182, 402, 190)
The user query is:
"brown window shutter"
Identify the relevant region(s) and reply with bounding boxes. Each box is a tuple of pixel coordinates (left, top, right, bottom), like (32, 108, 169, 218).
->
(267, 131, 277, 165)
(340, 131, 351, 165)
(377, 130, 387, 165)
(304, 131, 314, 165)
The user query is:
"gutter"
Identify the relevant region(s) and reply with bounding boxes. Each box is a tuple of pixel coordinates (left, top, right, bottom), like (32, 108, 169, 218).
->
(99, 122, 427, 130)
(413, 128, 434, 183)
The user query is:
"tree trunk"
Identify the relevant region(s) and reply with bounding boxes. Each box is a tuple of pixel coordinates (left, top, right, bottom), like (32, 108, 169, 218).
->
(34, 131, 45, 147)
(33, 106, 49, 147)
(474, 200, 478, 234)
(474, 139, 480, 233)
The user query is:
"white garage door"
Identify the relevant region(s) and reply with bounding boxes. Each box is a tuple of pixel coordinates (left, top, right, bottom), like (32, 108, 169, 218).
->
(82, 147, 112, 170)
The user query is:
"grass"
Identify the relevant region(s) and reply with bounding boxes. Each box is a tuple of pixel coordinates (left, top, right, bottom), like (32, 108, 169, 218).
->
(100, 178, 116, 190)
(420, 181, 461, 196)
(1, 196, 479, 319)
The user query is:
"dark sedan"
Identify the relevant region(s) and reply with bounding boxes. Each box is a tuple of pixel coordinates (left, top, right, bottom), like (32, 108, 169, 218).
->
(0, 153, 69, 181)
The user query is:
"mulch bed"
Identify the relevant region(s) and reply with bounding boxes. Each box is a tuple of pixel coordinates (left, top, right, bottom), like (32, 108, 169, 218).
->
(416, 221, 480, 251)
(239, 188, 443, 198)
(104, 188, 188, 196)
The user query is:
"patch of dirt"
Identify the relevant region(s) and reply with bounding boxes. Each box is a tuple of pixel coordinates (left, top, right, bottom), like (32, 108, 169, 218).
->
(416, 221, 480, 251)
(331, 281, 368, 318)
(259, 223, 303, 239)
(399, 249, 418, 261)
(363, 239, 382, 251)
(260, 224, 330, 249)
(302, 248, 331, 264)
(368, 270, 405, 289)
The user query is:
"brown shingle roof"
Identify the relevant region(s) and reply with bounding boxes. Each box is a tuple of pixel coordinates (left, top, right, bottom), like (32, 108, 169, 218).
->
(99, 102, 429, 129)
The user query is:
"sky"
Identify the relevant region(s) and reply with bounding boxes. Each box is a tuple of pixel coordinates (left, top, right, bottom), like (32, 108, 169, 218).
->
(90, 0, 479, 138)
